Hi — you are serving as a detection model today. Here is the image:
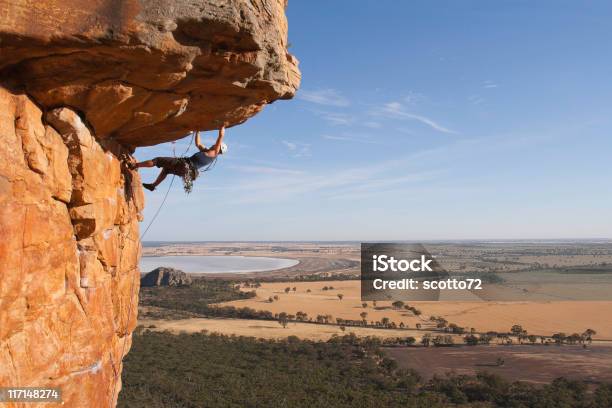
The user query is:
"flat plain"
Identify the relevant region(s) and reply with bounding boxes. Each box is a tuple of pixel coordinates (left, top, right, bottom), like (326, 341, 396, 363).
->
(139, 241, 612, 384)
(218, 280, 612, 339)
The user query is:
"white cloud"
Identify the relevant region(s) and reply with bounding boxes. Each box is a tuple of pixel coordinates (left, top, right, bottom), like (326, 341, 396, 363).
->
(293, 147, 311, 158)
(281, 140, 296, 150)
(281, 140, 311, 157)
(206, 149, 446, 204)
(374, 102, 457, 134)
(228, 165, 305, 176)
(483, 80, 499, 89)
(298, 89, 350, 107)
(322, 134, 378, 144)
(363, 121, 382, 129)
(403, 91, 425, 105)
(315, 111, 353, 126)
(468, 95, 485, 105)
(326, 172, 443, 200)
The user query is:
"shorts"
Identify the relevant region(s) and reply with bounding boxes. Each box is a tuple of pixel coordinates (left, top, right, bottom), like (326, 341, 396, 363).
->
(153, 157, 188, 177)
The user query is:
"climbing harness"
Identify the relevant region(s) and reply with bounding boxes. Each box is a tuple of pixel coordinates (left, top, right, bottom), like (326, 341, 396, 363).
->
(177, 137, 218, 194)
(180, 160, 197, 194)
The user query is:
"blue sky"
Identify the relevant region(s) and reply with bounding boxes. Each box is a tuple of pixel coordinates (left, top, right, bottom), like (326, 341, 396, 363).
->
(136, 1, 612, 241)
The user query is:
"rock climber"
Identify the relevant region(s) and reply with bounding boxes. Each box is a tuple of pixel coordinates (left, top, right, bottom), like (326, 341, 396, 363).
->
(130, 125, 227, 193)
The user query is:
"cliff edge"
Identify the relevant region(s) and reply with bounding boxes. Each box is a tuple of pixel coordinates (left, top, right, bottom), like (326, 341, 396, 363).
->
(0, 0, 300, 146)
(0, 1, 299, 406)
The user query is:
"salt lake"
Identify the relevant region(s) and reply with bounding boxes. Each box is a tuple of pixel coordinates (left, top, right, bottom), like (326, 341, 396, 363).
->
(139, 255, 298, 274)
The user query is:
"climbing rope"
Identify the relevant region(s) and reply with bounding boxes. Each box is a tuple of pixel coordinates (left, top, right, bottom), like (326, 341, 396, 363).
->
(109, 132, 195, 407)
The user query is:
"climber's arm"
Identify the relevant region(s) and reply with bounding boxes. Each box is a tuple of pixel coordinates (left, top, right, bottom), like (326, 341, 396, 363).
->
(210, 125, 225, 156)
(195, 131, 208, 152)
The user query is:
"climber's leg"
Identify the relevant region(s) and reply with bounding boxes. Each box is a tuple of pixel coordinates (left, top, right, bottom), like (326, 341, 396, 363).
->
(143, 168, 168, 191)
(139, 157, 186, 192)
(131, 157, 180, 171)
(129, 159, 154, 170)
(134, 159, 155, 168)
(152, 168, 169, 185)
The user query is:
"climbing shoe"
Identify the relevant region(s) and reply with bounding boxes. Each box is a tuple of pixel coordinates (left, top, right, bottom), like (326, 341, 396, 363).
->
(143, 183, 156, 191)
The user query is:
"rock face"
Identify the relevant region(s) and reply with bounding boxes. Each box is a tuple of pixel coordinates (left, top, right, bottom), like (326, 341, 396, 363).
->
(141, 267, 193, 287)
(0, 89, 143, 407)
(0, 1, 299, 407)
(0, 0, 300, 146)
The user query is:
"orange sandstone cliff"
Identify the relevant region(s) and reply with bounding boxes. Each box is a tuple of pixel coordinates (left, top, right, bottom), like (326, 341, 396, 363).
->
(0, 1, 299, 406)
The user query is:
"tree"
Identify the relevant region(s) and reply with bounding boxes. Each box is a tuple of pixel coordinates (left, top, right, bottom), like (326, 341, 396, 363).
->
(464, 334, 479, 346)
(421, 334, 431, 347)
(273, 295, 279, 301)
(292, 287, 297, 292)
(416, 323, 422, 330)
(362, 302, 368, 308)
(360, 312, 368, 321)
(567, 333, 582, 345)
(432, 335, 454, 347)
(583, 329, 597, 344)
(268, 296, 274, 303)
(339, 326, 346, 332)
(448, 324, 465, 334)
(337, 294, 344, 301)
(392, 300, 405, 309)
(306, 289, 311, 293)
(552, 332, 567, 345)
(380, 357, 397, 372)
(278, 312, 289, 328)
(381, 317, 390, 327)
(284, 287, 290, 294)
(479, 335, 492, 345)
(510, 325, 524, 336)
